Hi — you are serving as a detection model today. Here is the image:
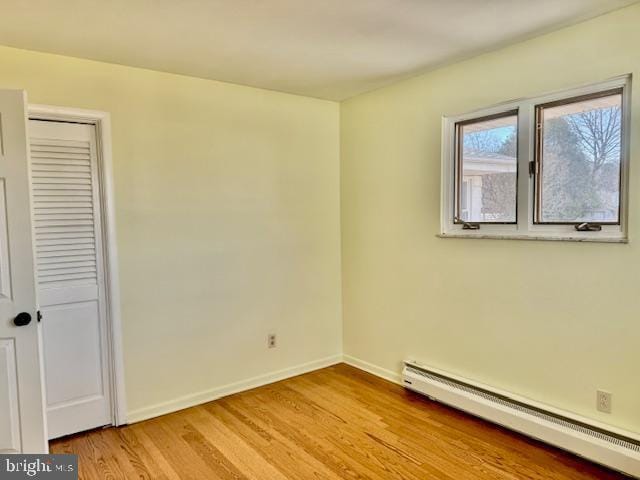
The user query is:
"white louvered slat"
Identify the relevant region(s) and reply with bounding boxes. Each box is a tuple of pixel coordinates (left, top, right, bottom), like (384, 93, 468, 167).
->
(36, 231, 95, 239)
(34, 184, 91, 189)
(34, 202, 93, 209)
(31, 137, 98, 288)
(38, 273, 97, 285)
(34, 207, 93, 215)
(38, 266, 97, 276)
(31, 146, 90, 152)
(31, 137, 88, 147)
(32, 173, 92, 180)
(38, 259, 95, 272)
(31, 155, 90, 160)
(35, 213, 93, 220)
(30, 159, 91, 167)
(31, 149, 90, 159)
(37, 242, 95, 251)
(37, 249, 96, 259)
(36, 238, 96, 247)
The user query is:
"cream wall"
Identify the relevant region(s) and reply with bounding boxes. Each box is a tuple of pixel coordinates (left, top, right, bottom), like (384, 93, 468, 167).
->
(340, 4, 640, 433)
(0, 45, 342, 419)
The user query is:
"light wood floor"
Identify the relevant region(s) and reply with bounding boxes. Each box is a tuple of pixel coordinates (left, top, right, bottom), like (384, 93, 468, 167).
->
(51, 364, 625, 479)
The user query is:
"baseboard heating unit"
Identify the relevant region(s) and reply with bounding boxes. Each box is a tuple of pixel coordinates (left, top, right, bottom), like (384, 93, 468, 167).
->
(402, 360, 640, 478)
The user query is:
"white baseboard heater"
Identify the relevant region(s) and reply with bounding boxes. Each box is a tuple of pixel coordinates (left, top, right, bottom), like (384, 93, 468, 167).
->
(402, 360, 640, 478)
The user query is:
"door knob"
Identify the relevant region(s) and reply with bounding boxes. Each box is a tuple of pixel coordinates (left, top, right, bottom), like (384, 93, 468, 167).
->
(14, 312, 32, 327)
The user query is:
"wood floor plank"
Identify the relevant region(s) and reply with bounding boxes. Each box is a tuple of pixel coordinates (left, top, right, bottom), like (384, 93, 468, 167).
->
(233, 386, 400, 480)
(128, 427, 183, 480)
(184, 407, 289, 480)
(211, 398, 348, 480)
(51, 364, 628, 480)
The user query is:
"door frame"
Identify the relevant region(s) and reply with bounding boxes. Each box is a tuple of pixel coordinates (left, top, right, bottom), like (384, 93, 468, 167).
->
(27, 104, 127, 427)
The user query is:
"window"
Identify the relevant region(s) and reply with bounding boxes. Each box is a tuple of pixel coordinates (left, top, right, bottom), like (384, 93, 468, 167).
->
(534, 90, 623, 225)
(441, 76, 630, 242)
(455, 111, 518, 224)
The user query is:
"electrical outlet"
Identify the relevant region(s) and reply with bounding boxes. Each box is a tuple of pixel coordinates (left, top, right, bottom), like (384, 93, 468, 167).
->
(268, 333, 277, 349)
(597, 390, 612, 413)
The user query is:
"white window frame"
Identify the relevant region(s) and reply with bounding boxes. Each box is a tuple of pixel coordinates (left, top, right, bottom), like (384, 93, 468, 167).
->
(440, 75, 632, 243)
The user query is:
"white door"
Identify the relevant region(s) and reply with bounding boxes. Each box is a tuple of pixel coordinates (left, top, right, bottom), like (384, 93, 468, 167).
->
(0, 90, 47, 453)
(29, 119, 112, 439)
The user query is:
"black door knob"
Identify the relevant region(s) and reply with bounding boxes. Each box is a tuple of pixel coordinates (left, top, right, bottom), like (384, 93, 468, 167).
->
(14, 312, 32, 327)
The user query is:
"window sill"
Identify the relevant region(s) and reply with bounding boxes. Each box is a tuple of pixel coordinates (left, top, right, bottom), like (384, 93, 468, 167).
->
(437, 233, 628, 244)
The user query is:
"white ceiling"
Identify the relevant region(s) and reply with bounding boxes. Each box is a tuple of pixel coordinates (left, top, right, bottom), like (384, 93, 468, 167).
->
(0, 0, 636, 101)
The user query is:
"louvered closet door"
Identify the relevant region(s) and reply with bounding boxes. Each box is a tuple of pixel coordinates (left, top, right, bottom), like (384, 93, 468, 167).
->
(29, 119, 112, 439)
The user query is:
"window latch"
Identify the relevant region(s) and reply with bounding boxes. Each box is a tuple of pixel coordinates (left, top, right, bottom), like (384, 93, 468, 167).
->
(455, 217, 480, 230)
(462, 221, 481, 230)
(575, 222, 602, 232)
(529, 161, 538, 176)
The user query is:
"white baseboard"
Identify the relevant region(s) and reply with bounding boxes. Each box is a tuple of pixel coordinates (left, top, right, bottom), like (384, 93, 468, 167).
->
(126, 354, 343, 424)
(343, 354, 402, 384)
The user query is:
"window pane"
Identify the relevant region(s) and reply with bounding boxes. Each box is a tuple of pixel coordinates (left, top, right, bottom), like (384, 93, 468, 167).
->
(457, 113, 518, 223)
(538, 91, 622, 223)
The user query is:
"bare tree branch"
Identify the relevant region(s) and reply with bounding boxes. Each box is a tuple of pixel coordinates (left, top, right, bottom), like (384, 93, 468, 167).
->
(565, 106, 621, 174)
